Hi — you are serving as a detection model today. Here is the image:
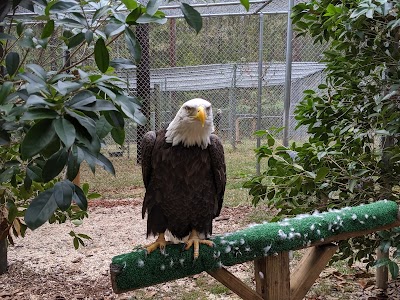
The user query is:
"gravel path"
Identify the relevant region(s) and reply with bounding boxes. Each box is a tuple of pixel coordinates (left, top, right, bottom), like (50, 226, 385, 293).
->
(0, 199, 399, 299)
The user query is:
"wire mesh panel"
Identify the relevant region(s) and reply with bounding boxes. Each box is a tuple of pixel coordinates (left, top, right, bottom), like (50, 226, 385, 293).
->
(98, 5, 327, 186)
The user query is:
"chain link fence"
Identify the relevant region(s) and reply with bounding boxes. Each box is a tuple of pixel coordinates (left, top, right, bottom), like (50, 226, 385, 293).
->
(110, 10, 326, 159)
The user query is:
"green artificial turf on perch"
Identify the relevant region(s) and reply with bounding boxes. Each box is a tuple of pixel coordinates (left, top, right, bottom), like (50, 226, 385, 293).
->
(110, 200, 400, 293)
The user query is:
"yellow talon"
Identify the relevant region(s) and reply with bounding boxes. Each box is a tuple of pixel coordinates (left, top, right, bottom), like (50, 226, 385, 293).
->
(184, 229, 214, 259)
(144, 233, 170, 254)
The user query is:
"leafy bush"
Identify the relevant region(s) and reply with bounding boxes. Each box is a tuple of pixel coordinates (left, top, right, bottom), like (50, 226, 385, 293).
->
(0, 0, 207, 254)
(245, 0, 400, 278)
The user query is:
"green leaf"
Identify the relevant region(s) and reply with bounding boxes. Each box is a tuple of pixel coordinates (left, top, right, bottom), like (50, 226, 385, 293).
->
(146, 0, 162, 16)
(42, 147, 68, 182)
(6, 52, 20, 77)
(96, 153, 115, 175)
(0, 82, 13, 105)
(85, 30, 93, 44)
(47, 0, 78, 14)
(110, 58, 136, 69)
(21, 108, 59, 121)
(68, 91, 97, 108)
(315, 167, 329, 182)
(54, 118, 76, 148)
(21, 119, 57, 159)
(349, 179, 357, 192)
(25, 189, 58, 230)
(388, 261, 399, 279)
(111, 127, 125, 145)
(41, 20, 54, 39)
(53, 181, 74, 211)
(125, 27, 141, 64)
(65, 109, 97, 137)
(96, 115, 113, 139)
(121, 0, 139, 10)
(180, 3, 202, 34)
(73, 184, 88, 211)
(56, 81, 82, 96)
(26, 164, 42, 182)
(68, 32, 85, 49)
(240, 0, 250, 11)
(66, 145, 82, 181)
(94, 38, 110, 73)
(0, 33, 16, 41)
(26, 64, 47, 80)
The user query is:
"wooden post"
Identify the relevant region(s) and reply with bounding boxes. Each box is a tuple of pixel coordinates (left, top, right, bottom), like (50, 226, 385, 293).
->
(208, 267, 263, 300)
(376, 248, 388, 290)
(254, 252, 290, 300)
(290, 244, 338, 300)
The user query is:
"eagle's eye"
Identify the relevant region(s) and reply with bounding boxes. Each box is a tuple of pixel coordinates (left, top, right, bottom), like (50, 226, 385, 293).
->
(184, 106, 192, 113)
(206, 107, 211, 114)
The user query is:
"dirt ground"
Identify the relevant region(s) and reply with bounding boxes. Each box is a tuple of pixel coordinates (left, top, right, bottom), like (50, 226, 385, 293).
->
(0, 198, 399, 300)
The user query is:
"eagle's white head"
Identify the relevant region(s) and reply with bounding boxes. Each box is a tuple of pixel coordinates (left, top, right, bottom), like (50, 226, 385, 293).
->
(165, 98, 214, 149)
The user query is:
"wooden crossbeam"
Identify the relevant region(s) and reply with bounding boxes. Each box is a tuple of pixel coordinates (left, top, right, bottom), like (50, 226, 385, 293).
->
(290, 243, 338, 300)
(207, 267, 263, 300)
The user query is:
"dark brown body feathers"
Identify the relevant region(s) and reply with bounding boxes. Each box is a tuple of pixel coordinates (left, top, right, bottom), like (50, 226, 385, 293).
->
(141, 129, 226, 239)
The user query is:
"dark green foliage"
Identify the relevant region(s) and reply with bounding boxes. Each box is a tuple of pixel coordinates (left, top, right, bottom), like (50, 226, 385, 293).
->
(245, 0, 400, 278)
(0, 0, 207, 254)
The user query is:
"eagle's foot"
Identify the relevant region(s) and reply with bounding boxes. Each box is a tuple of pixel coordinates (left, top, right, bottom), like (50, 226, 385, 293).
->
(184, 230, 214, 259)
(144, 233, 170, 255)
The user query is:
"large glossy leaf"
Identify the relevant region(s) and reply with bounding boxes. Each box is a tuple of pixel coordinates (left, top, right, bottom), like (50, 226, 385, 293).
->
(105, 23, 125, 37)
(65, 109, 97, 137)
(68, 91, 97, 108)
(77, 100, 118, 112)
(96, 153, 115, 175)
(180, 3, 202, 34)
(73, 184, 88, 211)
(68, 32, 85, 49)
(42, 147, 68, 182)
(240, 0, 250, 11)
(6, 52, 20, 77)
(126, 7, 143, 24)
(21, 119, 57, 159)
(66, 145, 82, 181)
(111, 127, 125, 145)
(0, 33, 16, 41)
(110, 58, 136, 69)
(25, 95, 54, 107)
(26, 164, 42, 182)
(53, 181, 74, 211)
(41, 20, 54, 39)
(96, 115, 113, 139)
(94, 38, 109, 73)
(26, 64, 47, 80)
(25, 189, 58, 230)
(105, 110, 125, 128)
(121, 0, 138, 10)
(46, 0, 78, 14)
(125, 27, 141, 64)
(146, 0, 162, 16)
(54, 118, 76, 148)
(56, 81, 82, 96)
(136, 13, 167, 24)
(0, 82, 13, 105)
(92, 5, 111, 23)
(21, 108, 59, 121)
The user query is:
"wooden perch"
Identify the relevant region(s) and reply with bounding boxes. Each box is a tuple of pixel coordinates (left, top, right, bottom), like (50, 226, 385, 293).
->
(110, 200, 400, 299)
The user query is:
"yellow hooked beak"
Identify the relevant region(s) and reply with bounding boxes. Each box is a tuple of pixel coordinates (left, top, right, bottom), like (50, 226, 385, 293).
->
(195, 106, 206, 127)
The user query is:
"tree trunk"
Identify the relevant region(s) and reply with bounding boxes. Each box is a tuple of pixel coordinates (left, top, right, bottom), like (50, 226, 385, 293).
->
(0, 23, 7, 275)
(136, 24, 151, 164)
(0, 238, 7, 274)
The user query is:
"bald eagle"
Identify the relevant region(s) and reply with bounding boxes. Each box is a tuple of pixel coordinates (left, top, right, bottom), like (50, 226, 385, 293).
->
(141, 98, 226, 259)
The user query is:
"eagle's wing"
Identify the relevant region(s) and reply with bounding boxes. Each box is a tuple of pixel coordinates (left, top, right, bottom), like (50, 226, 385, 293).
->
(141, 131, 156, 218)
(209, 134, 226, 217)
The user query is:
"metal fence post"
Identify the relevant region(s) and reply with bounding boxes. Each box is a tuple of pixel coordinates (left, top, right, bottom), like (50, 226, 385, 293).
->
(256, 13, 264, 176)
